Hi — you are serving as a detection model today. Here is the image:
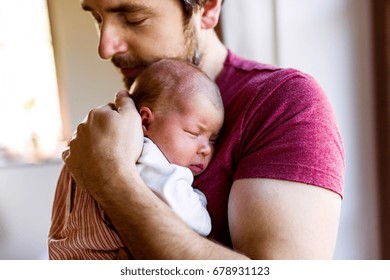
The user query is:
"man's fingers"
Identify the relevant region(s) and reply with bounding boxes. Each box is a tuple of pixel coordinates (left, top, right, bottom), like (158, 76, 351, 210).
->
(114, 90, 137, 114)
(115, 89, 130, 99)
(93, 102, 117, 112)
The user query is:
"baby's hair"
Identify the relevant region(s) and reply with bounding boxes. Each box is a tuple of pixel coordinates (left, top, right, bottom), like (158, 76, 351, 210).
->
(129, 59, 223, 115)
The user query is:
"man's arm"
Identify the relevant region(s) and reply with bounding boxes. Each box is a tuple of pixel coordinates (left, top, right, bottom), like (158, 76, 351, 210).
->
(229, 178, 341, 259)
(90, 172, 341, 259)
(94, 165, 246, 259)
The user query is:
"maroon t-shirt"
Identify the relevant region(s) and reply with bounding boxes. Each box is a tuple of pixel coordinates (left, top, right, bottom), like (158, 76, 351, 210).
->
(194, 50, 345, 248)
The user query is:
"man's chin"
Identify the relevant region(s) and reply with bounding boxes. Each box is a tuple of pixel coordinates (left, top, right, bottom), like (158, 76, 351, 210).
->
(119, 66, 145, 90)
(122, 76, 134, 90)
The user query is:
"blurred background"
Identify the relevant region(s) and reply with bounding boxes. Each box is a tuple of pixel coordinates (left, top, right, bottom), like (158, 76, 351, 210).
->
(0, 0, 388, 259)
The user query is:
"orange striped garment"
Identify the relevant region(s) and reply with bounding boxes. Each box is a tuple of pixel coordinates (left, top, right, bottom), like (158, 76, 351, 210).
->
(48, 166, 125, 259)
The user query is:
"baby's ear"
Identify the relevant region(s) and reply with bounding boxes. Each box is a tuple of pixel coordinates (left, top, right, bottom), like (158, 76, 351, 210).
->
(139, 106, 153, 134)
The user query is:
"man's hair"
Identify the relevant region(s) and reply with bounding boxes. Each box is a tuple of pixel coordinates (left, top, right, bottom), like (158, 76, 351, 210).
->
(180, 0, 207, 17)
(129, 59, 223, 115)
(180, 0, 225, 19)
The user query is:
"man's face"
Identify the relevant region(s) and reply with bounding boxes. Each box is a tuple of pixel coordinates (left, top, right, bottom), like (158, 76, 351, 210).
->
(81, 0, 201, 89)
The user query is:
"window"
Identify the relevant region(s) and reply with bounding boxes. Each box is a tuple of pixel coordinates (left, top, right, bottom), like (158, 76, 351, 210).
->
(0, 0, 64, 166)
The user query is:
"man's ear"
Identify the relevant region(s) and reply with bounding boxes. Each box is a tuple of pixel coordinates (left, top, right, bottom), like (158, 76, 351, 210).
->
(201, 0, 223, 29)
(139, 106, 153, 136)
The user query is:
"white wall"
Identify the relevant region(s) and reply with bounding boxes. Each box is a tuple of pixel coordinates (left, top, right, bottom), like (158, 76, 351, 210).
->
(48, 0, 122, 133)
(222, 0, 276, 64)
(222, 0, 379, 259)
(0, 162, 62, 259)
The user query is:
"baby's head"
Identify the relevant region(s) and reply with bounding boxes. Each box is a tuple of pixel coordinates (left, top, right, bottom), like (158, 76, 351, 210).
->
(129, 59, 224, 176)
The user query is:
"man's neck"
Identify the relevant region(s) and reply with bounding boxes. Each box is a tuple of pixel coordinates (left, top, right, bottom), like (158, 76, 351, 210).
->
(198, 30, 228, 81)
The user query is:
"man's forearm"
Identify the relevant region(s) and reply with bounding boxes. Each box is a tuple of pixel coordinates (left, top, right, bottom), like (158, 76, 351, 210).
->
(95, 167, 248, 260)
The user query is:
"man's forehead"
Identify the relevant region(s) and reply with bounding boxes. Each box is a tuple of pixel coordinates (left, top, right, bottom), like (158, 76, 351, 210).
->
(80, 0, 183, 17)
(81, 0, 172, 9)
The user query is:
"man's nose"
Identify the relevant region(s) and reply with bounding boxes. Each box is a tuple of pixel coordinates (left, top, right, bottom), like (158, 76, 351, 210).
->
(98, 23, 128, 60)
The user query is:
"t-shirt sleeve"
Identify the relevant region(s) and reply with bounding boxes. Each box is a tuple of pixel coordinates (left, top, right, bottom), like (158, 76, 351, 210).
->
(234, 71, 345, 197)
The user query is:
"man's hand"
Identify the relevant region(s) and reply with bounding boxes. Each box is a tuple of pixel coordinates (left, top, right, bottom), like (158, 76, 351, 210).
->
(62, 90, 144, 196)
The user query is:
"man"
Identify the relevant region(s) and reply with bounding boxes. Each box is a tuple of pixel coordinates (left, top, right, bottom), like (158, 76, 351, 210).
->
(58, 0, 344, 259)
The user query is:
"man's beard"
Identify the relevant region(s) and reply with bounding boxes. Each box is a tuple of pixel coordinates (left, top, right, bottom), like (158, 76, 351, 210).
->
(184, 19, 202, 67)
(119, 21, 201, 90)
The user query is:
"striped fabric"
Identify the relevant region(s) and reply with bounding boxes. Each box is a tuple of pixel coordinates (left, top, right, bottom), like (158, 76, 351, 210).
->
(48, 166, 125, 259)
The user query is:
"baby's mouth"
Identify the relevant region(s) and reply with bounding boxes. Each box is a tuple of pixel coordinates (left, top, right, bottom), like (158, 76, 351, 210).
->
(189, 164, 205, 176)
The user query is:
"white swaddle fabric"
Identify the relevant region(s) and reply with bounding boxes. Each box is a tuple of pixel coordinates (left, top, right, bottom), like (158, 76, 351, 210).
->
(137, 137, 211, 236)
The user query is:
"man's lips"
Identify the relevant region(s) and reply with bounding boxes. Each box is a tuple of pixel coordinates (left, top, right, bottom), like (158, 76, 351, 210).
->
(120, 67, 141, 78)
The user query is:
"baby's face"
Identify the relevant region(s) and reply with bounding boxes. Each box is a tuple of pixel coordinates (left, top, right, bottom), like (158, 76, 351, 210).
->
(145, 94, 223, 176)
